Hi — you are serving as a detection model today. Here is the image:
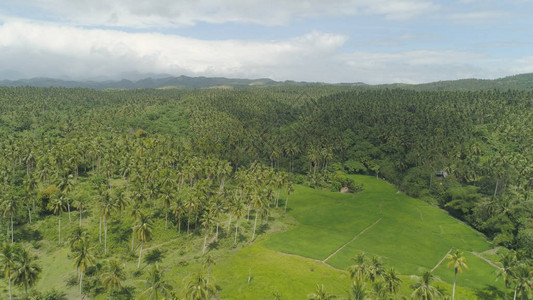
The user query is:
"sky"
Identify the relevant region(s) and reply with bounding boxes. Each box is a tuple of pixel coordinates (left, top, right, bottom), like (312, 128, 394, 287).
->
(0, 0, 532, 84)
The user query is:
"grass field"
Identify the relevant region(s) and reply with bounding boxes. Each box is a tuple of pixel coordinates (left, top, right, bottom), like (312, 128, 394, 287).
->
(0, 175, 504, 299)
(264, 175, 503, 294)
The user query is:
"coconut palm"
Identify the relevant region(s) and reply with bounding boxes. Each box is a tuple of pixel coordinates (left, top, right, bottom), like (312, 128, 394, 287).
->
(1, 193, 19, 244)
(307, 284, 336, 300)
(348, 252, 368, 282)
(72, 238, 95, 299)
(140, 264, 173, 300)
(69, 226, 88, 250)
(496, 251, 516, 300)
(186, 272, 216, 300)
(202, 254, 216, 284)
(13, 247, 41, 295)
(284, 181, 294, 212)
(101, 259, 125, 292)
(135, 212, 153, 268)
(347, 279, 368, 300)
(410, 270, 442, 300)
(383, 267, 402, 295)
(368, 256, 384, 283)
(446, 249, 469, 300)
(50, 194, 67, 245)
(1, 243, 17, 300)
(511, 262, 533, 300)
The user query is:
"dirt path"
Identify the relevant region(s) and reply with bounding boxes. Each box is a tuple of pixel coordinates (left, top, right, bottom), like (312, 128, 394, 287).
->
(322, 217, 382, 263)
(431, 248, 452, 272)
(143, 236, 182, 252)
(471, 251, 500, 269)
(274, 251, 342, 270)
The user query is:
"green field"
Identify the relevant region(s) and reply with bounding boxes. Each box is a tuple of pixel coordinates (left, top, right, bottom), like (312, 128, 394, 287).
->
(264, 175, 502, 292)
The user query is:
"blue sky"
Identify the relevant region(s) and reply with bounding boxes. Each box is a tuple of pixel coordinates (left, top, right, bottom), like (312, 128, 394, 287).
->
(0, 0, 532, 83)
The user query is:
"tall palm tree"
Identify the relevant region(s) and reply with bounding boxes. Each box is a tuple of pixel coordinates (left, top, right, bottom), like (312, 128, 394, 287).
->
(202, 254, 216, 284)
(383, 267, 402, 295)
(140, 264, 173, 300)
(496, 251, 516, 300)
(135, 212, 153, 268)
(368, 256, 384, 283)
(1, 243, 17, 300)
(511, 262, 533, 300)
(348, 252, 368, 282)
(72, 238, 94, 299)
(13, 247, 41, 295)
(101, 259, 125, 293)
(99, 192, 116, 255)
(307, 284, 335, 300)
(410, 270, 442, 300)
(347, 279, 368, 300)
(50, 194, 66, 245)
(69, 226, 88, 250)
(1, 193, 19, 244)
(186, 272, 216, 300)
(446, 249, 469, 300)
(284, 181, 294, 212)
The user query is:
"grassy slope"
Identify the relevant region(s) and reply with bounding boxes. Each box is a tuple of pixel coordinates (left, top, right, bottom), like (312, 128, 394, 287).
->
(264, 175, 502, 292)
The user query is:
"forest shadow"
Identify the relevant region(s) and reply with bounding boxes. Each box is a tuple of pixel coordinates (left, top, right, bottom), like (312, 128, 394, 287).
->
(16, 227, 43, 241)
(475, 285, 505, 300)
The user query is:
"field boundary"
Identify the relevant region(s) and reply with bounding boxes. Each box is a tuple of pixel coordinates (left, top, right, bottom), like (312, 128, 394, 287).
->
(323, 217, 382, 263)
(471, 251, 499, 269)
(431, 248, 453, 272)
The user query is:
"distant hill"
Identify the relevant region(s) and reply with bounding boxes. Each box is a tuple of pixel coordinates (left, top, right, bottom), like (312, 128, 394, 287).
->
(378, 73, 533, 91)
(0, 76, 283, 90)
(1, 73, 533, 90)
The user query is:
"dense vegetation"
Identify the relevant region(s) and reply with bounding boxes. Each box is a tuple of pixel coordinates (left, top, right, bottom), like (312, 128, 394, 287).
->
(0, 86, 531, 299)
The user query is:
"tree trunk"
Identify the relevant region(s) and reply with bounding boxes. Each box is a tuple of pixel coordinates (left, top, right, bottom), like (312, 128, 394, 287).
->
(58, 215, 61, 244)
(178, 214, 181, 234)
(187, 212, 191, 235)
(79, 206, 82, 226)
(227, 215, 232, 232)
(284, 194, 289, 212)
(104, 216, 108, 255)
(99, 216, 102, 243)
(80, 271, 83, 299)
(494, 179, 499, 197)
(8, 272, 12, 300)
(234, 218, 239, 244)
(165, 211, 168, 229)
(513, 286, 517, 300)
(137, 241, 143, 268)
(28, 207, 32, 224)
(68, 202, 71, 223)
(251, 211, 258, 242)
(452, 269, 457, 300)
(216, 221, 219, 241)
(11, 215, 14, 244)
(131, 234, 134, 251)
(203, 231, 208, 254)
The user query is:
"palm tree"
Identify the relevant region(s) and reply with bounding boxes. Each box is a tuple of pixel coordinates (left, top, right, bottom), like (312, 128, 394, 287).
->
(72, 238, 94, 299)
(140, 264, 173, 300)
(13, 247, 41, 295)
(284, 181, 294, 212)
(347, 279, 368, 300)
(511, 262, 533, 300)
(1, 193, 19, 244)
(348, 252, 368, 282)
(410, 270, 442, 300)
(101, 259, 125, 293)
(69, 226, 87, 250)
(307, 284, 335, 300)
(383, 267, 402, 295)
(135, 212, 153, 268)
(203, 254, 216, 284)
(186, 272, 216, 300)
(368, 256, 384, 283)
(99, 192, 116, 255)
(50, 194, 66, 245)
(233, 200, 246, 245)
(496, 251, 516, 300)
(1, 243, 17, 300)
(446, 249, 469, 300)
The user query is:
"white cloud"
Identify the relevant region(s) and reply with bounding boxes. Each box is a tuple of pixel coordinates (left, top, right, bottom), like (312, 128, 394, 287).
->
(0, 21, 348, 80)
(20, 0, 439, 27)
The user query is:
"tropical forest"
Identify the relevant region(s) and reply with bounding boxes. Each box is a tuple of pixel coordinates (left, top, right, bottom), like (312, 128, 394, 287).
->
(0, 81, 532, 300)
